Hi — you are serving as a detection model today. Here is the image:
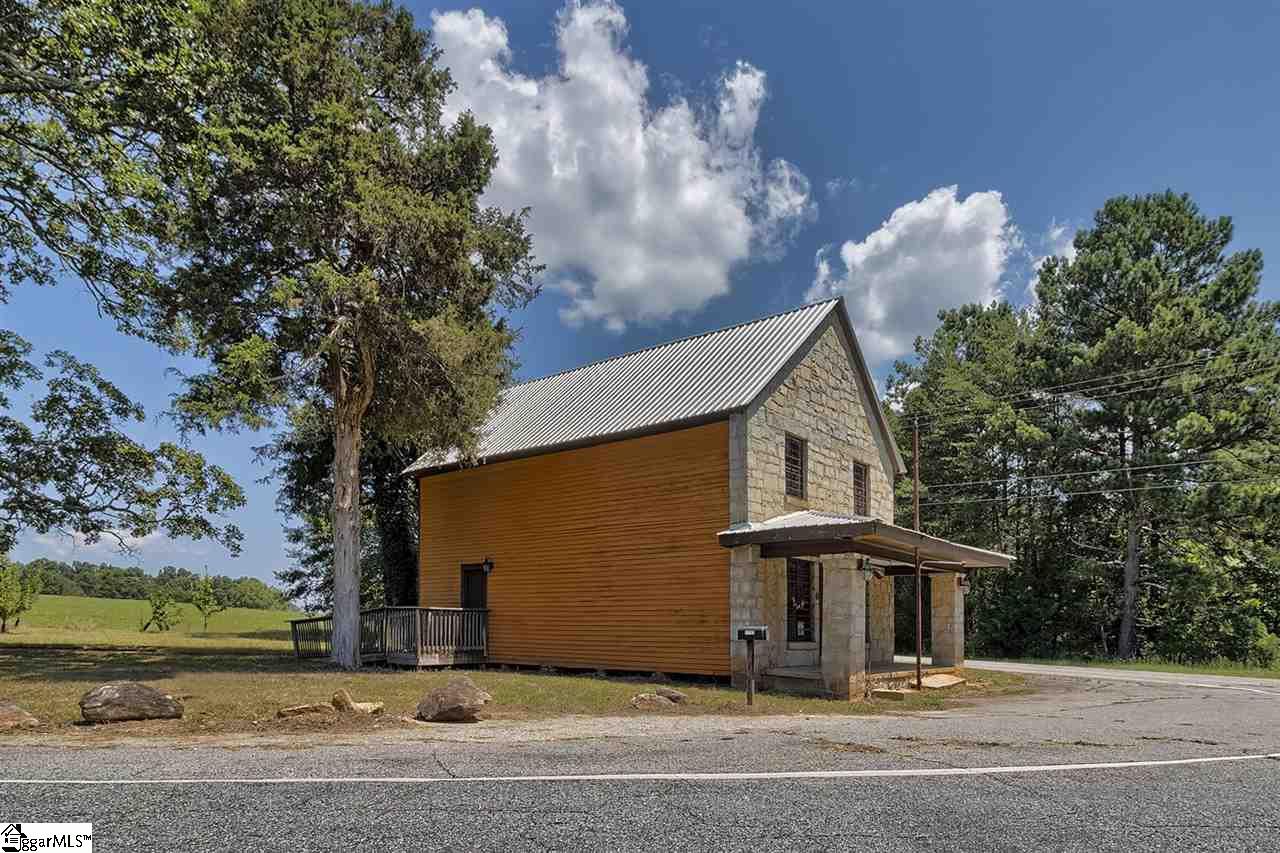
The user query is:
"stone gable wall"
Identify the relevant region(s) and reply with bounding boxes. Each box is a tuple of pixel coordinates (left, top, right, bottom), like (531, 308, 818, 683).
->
(742, 322, 894, 524)
(728, 318, 897, 679)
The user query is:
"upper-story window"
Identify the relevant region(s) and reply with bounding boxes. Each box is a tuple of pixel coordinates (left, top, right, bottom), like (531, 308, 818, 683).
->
(784, 433, 807, 498)
(852, 461, 869, 516)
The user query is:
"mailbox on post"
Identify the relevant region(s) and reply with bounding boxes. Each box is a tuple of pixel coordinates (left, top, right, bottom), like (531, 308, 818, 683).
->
(736, 625, 768, 705)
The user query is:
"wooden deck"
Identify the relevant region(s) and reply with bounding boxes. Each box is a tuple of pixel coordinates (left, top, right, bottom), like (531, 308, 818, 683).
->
(290, 606, 488, 667)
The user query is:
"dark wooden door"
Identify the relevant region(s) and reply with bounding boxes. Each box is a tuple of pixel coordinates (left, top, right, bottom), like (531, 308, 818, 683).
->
(461, 564, 488, 609)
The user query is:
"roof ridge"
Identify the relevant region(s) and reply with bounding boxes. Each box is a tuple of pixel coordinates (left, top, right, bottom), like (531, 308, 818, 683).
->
(507, 298, 841, 390)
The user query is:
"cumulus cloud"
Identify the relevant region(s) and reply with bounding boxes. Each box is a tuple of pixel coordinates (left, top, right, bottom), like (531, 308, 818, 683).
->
(432, 1, 816, 331)
(806, 185, 1018, 363)
(1025, 218, 1079, 301)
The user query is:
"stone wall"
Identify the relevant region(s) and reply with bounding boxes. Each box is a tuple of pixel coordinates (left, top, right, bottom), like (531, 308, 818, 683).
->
(729, 317, 899, 681)
(741, 323, 894, 525)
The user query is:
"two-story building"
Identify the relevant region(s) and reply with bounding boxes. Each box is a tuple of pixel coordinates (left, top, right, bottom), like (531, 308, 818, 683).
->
(406, 298, 1009, 698)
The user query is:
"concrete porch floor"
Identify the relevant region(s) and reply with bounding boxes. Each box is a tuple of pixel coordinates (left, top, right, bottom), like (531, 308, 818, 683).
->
(763, 661, 960, 696)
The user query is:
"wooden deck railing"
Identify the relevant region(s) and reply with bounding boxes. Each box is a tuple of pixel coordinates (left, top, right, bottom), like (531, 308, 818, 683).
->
(290, 606, 488, 665)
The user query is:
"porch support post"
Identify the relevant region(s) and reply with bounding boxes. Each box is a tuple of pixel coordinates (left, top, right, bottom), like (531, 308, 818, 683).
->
(930, 573, 966, 667)
(730, 544, 767, 687)
(820, 556, 866, 700)
(867, 574, 895, 668)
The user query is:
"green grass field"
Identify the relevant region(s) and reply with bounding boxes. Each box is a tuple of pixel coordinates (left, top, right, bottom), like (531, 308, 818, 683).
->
(0, 594, 298, 653)
(0, 647, 1030, 734)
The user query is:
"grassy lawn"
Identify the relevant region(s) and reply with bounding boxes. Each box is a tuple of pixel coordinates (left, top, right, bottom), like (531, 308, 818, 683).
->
(0, 594, 298, 653)
(986, 655, 1280, 680)
(0, 647, 1029, 737)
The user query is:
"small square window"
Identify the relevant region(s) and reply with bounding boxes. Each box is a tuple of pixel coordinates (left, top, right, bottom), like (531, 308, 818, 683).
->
(784, 433, 807, 498)
(852, 462, 869, 516)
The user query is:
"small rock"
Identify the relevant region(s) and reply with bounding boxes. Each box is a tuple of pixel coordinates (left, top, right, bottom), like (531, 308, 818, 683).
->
(331, 689, 357, 713)
(79, 682, 183, 723)
(352, 701, 384, 715)
(277, 703, 336, 718)
(0, 700, 39, 730)
(654, 686, 688, 704)
(630, 692, 676, 711)
(416, 676, 491, 723)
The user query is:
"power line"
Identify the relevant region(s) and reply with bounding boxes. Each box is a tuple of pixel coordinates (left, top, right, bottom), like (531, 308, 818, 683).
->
(910, 356, 1280, 433)
(911, 352, 1227, 420)
(917, 355, 1279, 427)
(922, 458, 1227, 491)
(916, 477, 1280, 508)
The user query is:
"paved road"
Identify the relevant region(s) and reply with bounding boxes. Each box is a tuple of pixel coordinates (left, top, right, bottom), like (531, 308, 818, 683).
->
(2, 676, 1278, 851)
(896, 654, 1280, 695)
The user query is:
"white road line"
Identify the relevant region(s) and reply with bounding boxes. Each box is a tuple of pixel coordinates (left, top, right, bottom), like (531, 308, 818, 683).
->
(2, 752, 1278, 785)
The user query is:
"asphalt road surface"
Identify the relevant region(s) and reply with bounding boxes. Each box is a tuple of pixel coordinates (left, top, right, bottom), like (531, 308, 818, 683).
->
(3, 674, 1278, 851)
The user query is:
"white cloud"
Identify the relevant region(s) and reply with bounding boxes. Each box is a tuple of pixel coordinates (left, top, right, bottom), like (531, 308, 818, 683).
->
(1025, 218, 1078, 301)
(432, 1, 816, 332)
(29, 529, 205, 561)
(824, 176, 861, 198)
(806, 185, 1017, 363)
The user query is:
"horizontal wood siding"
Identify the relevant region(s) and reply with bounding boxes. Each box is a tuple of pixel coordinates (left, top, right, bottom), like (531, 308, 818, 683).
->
(419, 421, 731, 675)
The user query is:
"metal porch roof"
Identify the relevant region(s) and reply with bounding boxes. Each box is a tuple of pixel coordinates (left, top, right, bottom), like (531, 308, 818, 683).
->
(717, 510, 1012, 570)
(407, 298, 901, 475)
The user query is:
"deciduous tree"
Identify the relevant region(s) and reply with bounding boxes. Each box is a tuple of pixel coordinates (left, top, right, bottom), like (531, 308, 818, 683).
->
(158, 0, 539, 667)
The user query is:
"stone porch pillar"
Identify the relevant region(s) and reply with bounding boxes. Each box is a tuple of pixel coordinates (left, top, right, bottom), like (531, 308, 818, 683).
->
(930, 573, 965, 666)
(820, 557, 866, 699)
(867, 574, 895, 668)
(729, 544, 768, 686)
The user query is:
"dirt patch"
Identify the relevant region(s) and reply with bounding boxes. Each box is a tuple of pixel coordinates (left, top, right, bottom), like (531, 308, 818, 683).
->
(1137, 735, 1222, 746)
(889, 735, 1009, 748)
(809, 737, 885, 753)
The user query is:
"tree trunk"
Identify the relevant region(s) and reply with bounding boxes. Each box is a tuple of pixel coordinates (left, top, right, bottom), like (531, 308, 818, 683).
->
(331, 396, 365, 670)
(1118, 511, 1140, 658)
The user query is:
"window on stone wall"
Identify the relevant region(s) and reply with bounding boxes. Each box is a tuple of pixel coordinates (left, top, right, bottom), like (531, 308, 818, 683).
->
(784, 433, 807, 498)
(852, 461, 869, 516)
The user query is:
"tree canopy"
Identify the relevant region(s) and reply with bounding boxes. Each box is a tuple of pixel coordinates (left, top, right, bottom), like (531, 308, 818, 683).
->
(155, 0, 540, 666)
(891, 192, 1280, 665)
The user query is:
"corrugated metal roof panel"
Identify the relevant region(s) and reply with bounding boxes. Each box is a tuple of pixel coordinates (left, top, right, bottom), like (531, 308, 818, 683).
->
(405, 299, 841, 474)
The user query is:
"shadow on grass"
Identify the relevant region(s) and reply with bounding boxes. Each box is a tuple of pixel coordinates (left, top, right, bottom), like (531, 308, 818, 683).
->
(198, 628, 293, 642)
(0, 647, 328, 683)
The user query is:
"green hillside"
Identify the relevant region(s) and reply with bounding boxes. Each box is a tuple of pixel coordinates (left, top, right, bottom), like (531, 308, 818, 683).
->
(0, 594, 299, 653)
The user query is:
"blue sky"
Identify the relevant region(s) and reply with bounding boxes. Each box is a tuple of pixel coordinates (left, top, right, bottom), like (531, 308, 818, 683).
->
(4, 0, 1277, 582)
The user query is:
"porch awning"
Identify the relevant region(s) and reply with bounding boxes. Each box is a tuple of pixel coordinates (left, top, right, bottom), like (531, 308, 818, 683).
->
(717, 510, 1011, 573)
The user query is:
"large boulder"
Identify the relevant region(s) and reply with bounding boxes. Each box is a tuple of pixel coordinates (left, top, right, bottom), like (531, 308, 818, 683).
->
(416, 676, 491, 723)
(331, 689, 383, 715)
(630, 692, 675, 711)
(0, 700, 39, 730)
(79, 682, 183, 723)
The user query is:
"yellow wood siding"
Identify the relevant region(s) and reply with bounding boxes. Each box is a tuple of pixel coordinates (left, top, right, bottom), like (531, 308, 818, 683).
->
(418, 421, 731, 675)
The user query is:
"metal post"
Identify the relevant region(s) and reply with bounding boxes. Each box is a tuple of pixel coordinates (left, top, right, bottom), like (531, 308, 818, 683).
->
(746, 637, 756, 706)
(913, 417, 921, 532)
(913, 418, 923, 690)
(914, 546, 923, 690)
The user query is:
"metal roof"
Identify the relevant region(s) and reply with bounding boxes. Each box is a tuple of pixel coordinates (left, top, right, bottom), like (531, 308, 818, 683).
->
(406, 298, 902, 475)
(717, 511, 1013, 570)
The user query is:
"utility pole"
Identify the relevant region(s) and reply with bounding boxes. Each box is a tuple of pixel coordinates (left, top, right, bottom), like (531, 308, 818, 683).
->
(913, 417, 922, 690)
